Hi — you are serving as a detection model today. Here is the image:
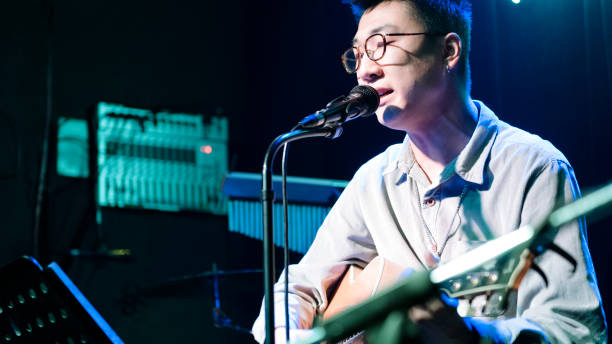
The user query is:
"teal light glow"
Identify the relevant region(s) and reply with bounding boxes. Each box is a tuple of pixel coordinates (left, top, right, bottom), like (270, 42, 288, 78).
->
(512, 0, 520, 3)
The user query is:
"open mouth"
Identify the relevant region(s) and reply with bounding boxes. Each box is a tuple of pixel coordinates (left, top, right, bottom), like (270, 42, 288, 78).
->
(378, 89, 393, 99)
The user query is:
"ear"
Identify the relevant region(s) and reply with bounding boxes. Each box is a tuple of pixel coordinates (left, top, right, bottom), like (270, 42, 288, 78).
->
(443, 33, 462, 71)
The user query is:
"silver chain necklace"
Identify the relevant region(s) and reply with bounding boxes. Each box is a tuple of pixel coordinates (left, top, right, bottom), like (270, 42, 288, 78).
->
(417, 184, 469, 257)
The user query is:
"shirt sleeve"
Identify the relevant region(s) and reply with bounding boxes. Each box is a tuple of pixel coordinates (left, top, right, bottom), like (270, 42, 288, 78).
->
(485, 159, 607, 343)
(251, 169, 379, 343)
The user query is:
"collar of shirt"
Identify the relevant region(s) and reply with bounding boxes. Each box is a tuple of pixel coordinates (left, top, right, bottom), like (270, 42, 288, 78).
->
(382, 101, 500, 195)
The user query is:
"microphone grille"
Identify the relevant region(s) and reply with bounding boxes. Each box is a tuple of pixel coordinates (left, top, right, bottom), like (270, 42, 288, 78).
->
(349, 85, 380, 116)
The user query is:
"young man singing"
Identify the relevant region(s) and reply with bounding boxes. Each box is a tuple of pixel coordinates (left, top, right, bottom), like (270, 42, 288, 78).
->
(253, 1, 607, 342)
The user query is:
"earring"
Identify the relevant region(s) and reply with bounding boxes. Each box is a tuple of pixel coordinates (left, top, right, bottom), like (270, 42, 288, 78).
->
(446, 65, 450, 73)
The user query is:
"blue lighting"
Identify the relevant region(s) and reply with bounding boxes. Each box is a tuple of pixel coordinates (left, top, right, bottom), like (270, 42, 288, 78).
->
(512, 0, 520, 3)
(48, 262, 124, 343)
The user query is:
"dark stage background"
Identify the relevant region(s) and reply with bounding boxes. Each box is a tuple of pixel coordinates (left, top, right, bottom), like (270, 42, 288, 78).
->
(0, 0, 610, 342)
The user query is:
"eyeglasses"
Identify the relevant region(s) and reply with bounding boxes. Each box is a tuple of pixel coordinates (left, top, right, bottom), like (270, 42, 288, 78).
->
(341, 32, 443, 74)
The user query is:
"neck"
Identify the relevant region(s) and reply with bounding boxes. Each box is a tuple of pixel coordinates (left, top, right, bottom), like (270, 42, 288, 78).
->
(407, 95, 479, 184)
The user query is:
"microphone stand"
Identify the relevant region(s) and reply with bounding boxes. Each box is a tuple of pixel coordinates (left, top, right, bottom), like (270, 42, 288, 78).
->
(261, 126, 343, 342)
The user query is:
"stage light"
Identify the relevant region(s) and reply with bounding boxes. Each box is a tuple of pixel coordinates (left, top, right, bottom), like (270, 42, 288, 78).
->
(511, 0, 520, 4)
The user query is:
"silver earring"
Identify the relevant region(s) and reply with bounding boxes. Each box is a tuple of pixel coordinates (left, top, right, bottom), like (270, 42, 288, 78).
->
(446, 66, 450, 73)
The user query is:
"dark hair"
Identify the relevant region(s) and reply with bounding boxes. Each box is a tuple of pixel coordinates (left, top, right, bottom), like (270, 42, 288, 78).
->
(343, 0, 472, 93)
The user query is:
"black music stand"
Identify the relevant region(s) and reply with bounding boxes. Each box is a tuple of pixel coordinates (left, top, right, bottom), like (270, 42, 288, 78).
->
(0, 256, 123, 343)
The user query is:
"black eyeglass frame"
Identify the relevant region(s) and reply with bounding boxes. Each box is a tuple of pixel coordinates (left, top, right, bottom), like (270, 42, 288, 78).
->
(341, 32, 444, 74)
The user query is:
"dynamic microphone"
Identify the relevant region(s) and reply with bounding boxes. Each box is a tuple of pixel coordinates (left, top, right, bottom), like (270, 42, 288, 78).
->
(297, 85, 380, 129)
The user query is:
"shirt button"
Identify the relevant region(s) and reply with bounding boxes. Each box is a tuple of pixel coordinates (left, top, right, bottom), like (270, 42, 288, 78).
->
(425, 198, 436, 207)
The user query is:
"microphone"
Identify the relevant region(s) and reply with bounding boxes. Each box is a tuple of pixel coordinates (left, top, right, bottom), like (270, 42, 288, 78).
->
(297, 85, 380, 129)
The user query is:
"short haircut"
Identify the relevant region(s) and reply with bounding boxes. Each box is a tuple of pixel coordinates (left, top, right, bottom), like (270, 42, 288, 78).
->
(343, 0, 472, 93)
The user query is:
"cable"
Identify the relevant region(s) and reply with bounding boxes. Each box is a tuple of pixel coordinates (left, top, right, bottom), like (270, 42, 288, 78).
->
(281, 142, 290, 343)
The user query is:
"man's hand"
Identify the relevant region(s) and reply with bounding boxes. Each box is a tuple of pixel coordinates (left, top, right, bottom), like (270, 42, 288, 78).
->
(407, 296, 481, 344)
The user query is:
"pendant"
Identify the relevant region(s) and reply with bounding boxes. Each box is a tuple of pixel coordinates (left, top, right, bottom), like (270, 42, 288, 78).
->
(425, 250, 440, 268)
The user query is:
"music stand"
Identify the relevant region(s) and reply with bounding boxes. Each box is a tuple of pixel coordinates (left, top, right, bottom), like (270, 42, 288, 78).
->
(0, 256, 123, 343)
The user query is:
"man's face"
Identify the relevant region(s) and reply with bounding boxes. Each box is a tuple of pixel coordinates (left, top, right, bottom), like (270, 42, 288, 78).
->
(354, 1, 446, 131)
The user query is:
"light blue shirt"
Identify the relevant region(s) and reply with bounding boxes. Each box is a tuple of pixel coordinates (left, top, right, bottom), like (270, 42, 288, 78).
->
(252, 101, 607, 343)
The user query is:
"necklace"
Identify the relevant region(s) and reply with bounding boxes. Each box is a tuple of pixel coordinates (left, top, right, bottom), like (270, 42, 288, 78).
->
(417, 184, 469, 258)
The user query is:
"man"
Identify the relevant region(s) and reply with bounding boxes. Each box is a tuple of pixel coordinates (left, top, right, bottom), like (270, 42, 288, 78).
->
(253, 0, 607, 342)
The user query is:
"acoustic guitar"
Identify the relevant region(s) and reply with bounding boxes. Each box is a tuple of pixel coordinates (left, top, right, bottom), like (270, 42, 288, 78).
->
(315, 227, 577, 343)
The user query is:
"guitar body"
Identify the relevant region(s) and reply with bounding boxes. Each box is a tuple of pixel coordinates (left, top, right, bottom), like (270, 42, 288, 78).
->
(320, 257, 407, 343)
(324, 257, 407, 320)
